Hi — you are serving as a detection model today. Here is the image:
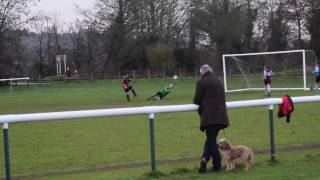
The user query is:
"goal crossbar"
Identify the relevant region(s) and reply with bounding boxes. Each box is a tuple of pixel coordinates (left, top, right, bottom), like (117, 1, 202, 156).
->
(227, 88, 308, 93)
(223, 49, 305, 57)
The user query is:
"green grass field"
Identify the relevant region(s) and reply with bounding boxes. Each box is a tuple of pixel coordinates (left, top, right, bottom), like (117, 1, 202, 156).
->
(226, 74, 315, 90)
(0, 79, 319, 179)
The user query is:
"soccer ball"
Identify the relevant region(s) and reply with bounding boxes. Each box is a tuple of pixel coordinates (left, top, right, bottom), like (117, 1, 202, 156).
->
(173, 75, 178, 80)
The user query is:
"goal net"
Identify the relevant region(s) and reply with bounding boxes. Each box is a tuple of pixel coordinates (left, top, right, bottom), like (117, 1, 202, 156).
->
(222, 50, 319, 92)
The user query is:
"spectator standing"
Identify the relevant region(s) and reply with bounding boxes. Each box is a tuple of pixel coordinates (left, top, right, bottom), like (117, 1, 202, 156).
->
(193, 64, 229, 173)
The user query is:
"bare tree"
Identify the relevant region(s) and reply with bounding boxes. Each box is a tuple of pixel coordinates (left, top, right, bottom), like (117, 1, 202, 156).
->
(267, 1, 290, 51)
(307, 0, 320, 56)
(31, 12, 47, 77)
(127, 0, 188, 43)
(69, 21, 86, 72)
(0, 0, 37, 33)
(51, 16, 65, 55)
(0, 0, 38, 78)
(43, 15, 54, 67)
(287, 0, 308, 48)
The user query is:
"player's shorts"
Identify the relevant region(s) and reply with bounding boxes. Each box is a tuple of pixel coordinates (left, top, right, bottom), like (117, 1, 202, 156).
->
(264, 78, 271, 85)
(316, 76, 320, 83)
(123, 86, 132, 93)
(156, 92, 164, 99)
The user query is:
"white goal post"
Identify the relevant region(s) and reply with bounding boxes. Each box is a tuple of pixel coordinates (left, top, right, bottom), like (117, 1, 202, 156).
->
(56, 54, 67, 77)
(222, 49, 318, 93)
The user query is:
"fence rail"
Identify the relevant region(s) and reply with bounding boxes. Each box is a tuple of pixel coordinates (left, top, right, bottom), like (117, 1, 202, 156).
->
(1, 96, 319, 124)
(0, 77, 30, 82)
(0, 95, 320, 179)
(0, 77, 30, 92)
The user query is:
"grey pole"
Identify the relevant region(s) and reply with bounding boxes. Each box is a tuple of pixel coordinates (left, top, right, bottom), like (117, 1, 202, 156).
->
(3, 123, 11, 180)
(268, 105, 276, 161)
(133, 70, 136, 80)
(9, 79, 12, 92)
(149, 113, 156, 173)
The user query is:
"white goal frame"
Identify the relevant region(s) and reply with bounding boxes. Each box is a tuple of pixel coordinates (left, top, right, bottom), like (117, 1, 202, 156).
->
(56, 54, 67, 77)
(222, 49, 308, 92)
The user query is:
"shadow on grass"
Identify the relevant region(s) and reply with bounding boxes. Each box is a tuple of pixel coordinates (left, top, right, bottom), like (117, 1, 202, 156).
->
(140, 160, 265, 179)
(267, 158, 279, 166)
(141, 167, 197, 179)
(142, 171, 169, 179)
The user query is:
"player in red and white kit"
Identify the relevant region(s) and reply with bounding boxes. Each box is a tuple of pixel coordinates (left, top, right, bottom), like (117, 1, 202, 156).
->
(262, 66, 272, 97)
(122, 72, 137, 101)
(66, 67, 72, 78)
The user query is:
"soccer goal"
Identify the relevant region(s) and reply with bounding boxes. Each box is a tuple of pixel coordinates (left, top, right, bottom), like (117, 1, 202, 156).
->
(222, 49, 319, 93)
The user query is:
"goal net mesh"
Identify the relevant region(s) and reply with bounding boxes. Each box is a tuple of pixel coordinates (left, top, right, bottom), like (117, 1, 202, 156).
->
(223, 50, 319, 92)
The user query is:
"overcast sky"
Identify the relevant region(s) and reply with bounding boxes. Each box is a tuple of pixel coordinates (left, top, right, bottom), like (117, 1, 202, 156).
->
(31, 0, 95, 24)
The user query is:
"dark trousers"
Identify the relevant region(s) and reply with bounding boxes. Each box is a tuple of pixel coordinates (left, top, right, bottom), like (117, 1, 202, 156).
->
(156, 92, 164, 99)
(202, 126, 221, 168)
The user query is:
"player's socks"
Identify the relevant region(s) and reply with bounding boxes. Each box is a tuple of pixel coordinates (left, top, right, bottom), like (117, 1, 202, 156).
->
(266, 85, 271, 97)
(147, 95, 155, 100)
(132, 89, 137, 97)
(264, 87, 268, 96)
(126, 95, 130, 101)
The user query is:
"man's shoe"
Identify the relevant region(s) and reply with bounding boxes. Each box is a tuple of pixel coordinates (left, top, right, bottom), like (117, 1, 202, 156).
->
(198, 160, 207, 174)
(211, 166, 222, 172)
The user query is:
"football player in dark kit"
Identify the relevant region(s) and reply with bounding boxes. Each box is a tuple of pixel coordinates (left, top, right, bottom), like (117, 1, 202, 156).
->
(122, 72, 137, 101)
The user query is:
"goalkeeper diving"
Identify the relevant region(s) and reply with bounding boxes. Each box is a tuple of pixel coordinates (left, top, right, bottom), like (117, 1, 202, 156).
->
(147, 83, 173, 100)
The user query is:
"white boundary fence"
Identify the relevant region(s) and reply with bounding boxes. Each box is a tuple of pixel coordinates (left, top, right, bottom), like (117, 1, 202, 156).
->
(0, 77, 30, 92)
(0, 95, 320, 179)
(0, 77, 30, 82)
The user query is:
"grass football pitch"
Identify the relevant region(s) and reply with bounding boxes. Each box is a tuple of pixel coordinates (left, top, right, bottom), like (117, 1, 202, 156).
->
(0, 79, 319, 179)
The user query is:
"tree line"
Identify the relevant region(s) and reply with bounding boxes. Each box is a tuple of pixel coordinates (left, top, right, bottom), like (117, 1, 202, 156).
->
(1, 0, 320, 79)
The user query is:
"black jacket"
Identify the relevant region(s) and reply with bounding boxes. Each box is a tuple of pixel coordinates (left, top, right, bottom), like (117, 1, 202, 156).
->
(193, 72, 229, 131)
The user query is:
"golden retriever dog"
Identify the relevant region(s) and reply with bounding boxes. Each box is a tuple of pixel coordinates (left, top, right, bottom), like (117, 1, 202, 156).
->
(217, 138, 254, 171)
